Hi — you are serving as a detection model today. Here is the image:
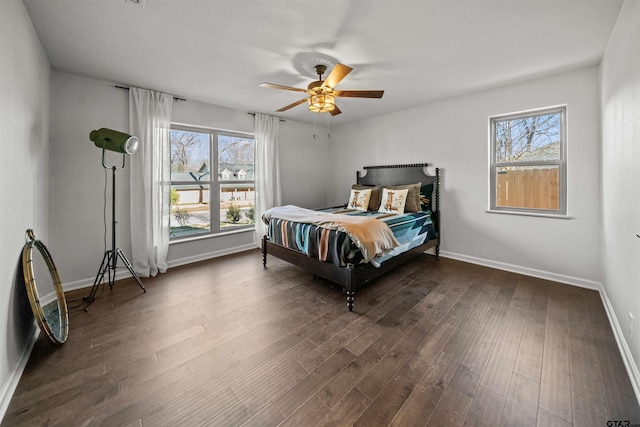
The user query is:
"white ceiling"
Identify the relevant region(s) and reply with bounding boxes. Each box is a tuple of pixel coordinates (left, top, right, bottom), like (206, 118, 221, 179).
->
(22, 0, 622, 125)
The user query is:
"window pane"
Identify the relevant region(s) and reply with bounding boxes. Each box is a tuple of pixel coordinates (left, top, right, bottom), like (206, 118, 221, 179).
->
(170, 184, 210, 238)
(495, 165, 559, 210)
(170, 130, 210, 177)
(218, 134, 255, 230)
(218, 135, 255, 176)
(220, 183, 255, 229)
(494, 112, 561, 163)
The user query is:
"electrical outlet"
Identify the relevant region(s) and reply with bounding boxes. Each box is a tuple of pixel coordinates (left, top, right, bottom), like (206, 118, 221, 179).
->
(629, 313, 635, 338)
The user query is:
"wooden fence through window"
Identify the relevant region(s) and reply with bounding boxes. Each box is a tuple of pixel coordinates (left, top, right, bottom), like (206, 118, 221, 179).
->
(496, 168, 559, 210)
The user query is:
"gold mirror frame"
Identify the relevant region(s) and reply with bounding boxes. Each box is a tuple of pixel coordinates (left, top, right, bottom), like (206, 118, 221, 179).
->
(22, 229, 69, 345)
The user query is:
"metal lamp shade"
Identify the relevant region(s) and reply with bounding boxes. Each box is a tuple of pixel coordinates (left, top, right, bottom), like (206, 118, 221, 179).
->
(90, 128, 139, 154)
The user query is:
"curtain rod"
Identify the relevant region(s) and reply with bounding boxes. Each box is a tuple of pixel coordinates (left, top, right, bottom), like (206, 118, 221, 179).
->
(247, 112, 285, 122)
(115, 85, 187, 102)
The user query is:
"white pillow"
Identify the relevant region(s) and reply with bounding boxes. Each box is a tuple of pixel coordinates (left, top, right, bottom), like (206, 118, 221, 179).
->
(378, 188, 408, 214)
(347, 188, 372, 211)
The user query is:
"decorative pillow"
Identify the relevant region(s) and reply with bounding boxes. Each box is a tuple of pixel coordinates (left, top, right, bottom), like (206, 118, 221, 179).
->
(352, 184, 381, 211)
(378, 188, 408, 214)
(347, 188, 372, 211)
(385, 182, 421, 212)
(420, 183, 434, 212)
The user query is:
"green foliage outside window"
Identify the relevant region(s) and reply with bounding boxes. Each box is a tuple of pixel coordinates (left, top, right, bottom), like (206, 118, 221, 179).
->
(246, 204, 255, 223)
(226, 204, 242, 223)
(174, 208, 191, 226)
(170, 188, 180, 206)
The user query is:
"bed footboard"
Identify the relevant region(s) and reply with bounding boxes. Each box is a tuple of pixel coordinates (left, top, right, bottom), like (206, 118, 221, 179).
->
(262, 235, 358, 310)
(262, 235, 438, 311)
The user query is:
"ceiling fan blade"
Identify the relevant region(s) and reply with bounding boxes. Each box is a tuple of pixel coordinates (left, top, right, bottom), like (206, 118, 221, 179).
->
(334, 90, 384, 98)
(276, 98, 308, 112)
(322, 64, 352, 88)
(330, 105, 342, 116)
(260, 82, 307, 93)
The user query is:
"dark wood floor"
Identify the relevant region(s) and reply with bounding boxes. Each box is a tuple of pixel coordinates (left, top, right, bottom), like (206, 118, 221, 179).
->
(2, 250, 639, 426)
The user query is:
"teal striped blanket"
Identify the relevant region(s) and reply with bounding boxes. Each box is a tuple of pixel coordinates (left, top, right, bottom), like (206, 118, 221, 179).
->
(264, 206, 436, 267)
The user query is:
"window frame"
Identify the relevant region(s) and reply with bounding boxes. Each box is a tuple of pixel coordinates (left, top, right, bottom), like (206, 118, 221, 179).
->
(489, 105, 567, 216)
(169, 124, 256, 240)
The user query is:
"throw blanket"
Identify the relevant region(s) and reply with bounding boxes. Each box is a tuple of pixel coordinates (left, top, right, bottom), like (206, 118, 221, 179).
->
(263, 205, 399, 263)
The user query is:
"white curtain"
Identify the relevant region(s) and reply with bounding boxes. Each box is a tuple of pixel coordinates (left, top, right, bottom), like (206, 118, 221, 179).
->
(254, 113, 282, 245)
(129, 88, 173, 277)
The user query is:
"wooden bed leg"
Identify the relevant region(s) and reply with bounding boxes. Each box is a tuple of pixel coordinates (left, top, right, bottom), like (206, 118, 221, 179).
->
(346, 290, 355, 312)
(345, 275, 355, 311)
(262, 235, 268, 267)
(345, 267, 355, 311)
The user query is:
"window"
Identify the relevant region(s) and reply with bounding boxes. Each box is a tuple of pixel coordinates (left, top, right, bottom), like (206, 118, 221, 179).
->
(170, 126, 255, 239)
(489, 105, 566, 215)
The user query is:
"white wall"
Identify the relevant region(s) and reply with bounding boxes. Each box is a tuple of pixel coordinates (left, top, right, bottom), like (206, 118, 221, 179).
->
(329, 67, 602, 288)
(0, 0, 50, 417)
(601, 0, 640, 397)
(50, 73, 131, 288)
(49, 72, 328, 287)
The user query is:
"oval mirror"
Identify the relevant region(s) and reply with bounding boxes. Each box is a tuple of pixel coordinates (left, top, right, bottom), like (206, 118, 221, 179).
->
(22, 229, 69, 345)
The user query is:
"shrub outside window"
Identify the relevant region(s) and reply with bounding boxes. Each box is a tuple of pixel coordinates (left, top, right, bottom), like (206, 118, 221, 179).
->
(489, 106, 567, 215)
(170, 126, 255, 239)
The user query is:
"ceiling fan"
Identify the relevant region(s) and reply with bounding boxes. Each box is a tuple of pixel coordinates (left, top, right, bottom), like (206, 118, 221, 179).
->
(260, 64, 384, 116)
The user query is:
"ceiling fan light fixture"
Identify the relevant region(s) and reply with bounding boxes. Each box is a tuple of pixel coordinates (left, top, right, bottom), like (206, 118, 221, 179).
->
(308, 93, 336, 113)
(261, 63, 382, 117)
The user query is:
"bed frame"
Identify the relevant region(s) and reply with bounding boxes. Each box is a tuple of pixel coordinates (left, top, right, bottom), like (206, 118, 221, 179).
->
(261, 163, 440, 311)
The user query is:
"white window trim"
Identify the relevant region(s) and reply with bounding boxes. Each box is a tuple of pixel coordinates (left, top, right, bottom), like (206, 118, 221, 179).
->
(488, 105, 567, 216)
(170, 125, 256, 241)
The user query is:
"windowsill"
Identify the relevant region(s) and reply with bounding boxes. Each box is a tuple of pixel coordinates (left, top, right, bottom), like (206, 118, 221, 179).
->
(170, 227, 255, 244)
(485, 209, 573, 220)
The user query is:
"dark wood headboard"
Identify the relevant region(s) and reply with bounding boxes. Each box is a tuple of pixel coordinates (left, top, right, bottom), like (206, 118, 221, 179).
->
(356, 162, 440, 234)
(356, 163, 438, 187)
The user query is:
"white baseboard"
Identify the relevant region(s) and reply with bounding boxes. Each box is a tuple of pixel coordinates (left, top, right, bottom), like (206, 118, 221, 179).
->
(62, 271, 132, 293)
(62, 243, 259, 293)
(0, 327, 39, 424)
(166, 243, 258, 269)
(599, 287, 640, 406)
(439, 250, 601, 290)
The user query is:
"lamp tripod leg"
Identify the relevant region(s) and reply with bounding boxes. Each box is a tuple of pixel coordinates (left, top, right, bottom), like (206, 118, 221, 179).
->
(84, 249, 146, 311)
(107, 250, 117, 289)
(115, 249, 146, 292)
(85, 250, 112, 311)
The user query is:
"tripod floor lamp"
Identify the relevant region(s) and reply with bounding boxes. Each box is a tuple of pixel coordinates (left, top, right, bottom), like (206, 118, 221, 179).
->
(84, 128, 146, 311)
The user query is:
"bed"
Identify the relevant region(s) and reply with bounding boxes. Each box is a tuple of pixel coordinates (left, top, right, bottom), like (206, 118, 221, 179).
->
(261, 163, 440, 311)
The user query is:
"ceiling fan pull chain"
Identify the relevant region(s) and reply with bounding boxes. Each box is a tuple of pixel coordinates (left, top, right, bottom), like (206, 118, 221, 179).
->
(325, 112, 331, 139)
(313, 115, 317, 139)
